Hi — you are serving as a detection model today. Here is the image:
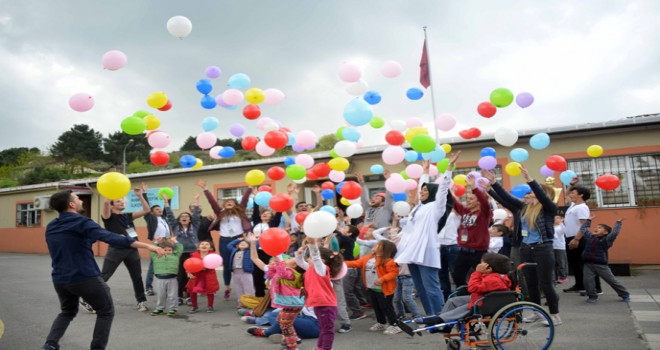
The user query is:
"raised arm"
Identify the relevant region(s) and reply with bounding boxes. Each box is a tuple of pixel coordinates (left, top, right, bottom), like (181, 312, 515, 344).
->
(312, 185, 323, 211)
(308, 241, 327, 276)
(522, 166, 557, 215)
(356, 172, 370, 209)
(251, 200, 262, 226)
(247, 233, 266, 271)
(483, 169, 524, 211)
(102, 199, 112, 220)
(606, 217, 624, 246)
(131, 187, 151, 219)
(239, 187, 253, 209)
(197, 179, 223, 215)
(162, 194, 177, 230)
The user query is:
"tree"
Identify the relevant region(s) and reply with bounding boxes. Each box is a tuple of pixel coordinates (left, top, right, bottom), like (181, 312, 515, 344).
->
(318, 133, 339, 151)
(179, 136, 243, 151)
(50, 124, 104, 164)
(0, 147, 40, 166)
(20, 167, 71, 185)
(103, 131, 150, 167)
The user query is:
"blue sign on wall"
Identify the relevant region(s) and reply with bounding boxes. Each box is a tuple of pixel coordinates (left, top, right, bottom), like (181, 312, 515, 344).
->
(124, 187, 180, 212)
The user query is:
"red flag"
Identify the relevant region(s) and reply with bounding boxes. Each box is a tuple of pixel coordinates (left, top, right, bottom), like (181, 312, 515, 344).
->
(419, 40, 430, 89)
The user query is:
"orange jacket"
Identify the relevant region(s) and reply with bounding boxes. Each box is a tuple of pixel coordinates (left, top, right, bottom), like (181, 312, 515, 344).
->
(345, 254, 399, 296)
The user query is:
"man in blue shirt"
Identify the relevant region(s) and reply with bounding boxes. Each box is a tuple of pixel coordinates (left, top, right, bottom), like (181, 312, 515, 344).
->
(41, 190, 164, 350)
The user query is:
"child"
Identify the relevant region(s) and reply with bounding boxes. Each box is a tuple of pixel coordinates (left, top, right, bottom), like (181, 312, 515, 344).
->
(553, 216, 569, 284)
(228, 238, 255, 307)
(580, 216, 630, 303)
(185, 240, 220, 313)
(266, 255, 305, 350)
(150, 238, 184, 317)
(488, 224, 508, 254)
(295, 241, 344, 350)
(345, 240, 400, 335)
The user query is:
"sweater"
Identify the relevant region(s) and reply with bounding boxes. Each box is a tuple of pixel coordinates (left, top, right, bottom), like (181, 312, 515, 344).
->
(467, 271, 512, 309)
(185, 252, 220, 294)
(150, 243, 183, 276)
(303, 266, 337, 307)
(580, 219, 622, 265)
(165, 206, 201, 253)
(227, 238, 255, 273)
(452, 187, 492, 251)
(345, 254, 399, 296)
(266, 261, 304, 308)
(203, 188, 253, 234)
(360, 183, 393, 228)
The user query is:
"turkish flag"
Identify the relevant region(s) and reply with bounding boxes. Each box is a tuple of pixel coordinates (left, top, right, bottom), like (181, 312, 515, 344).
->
(420, 40, 430, 89)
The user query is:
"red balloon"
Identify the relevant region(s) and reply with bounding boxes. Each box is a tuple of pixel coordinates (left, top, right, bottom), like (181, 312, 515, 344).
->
(306, 169, 319, 181)
(157, 100, 172, 111)
(545, 155, 568, 172)
(595, 174, 621, 191)
(453, 184, 467, 197)
(243, 104, 261, 120)
(458, 129, 473, 140)
(259, 228, 291, 256)
(312, 163, 331, 178)
(150, 151, 170, 166)
(258, 185, 273, 193)
(321, 181, 335, 191)
(295, 211, 310, 225)
(264, 130, 288, 149)
(477, 102, 496, 118)
(279, 127, 292, 133)
(385, 130, 405, 146)
(469, 127, 481, 138)
(340, 181, 362, 200)
(269, 193, 294, 212)
(242, 136, 259, 151)
(267, 166, 286, 181)
(183, 257, 204, 273)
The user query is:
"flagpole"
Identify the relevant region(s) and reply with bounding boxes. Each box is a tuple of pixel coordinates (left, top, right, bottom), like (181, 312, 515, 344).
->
(423, 26, 440, 144)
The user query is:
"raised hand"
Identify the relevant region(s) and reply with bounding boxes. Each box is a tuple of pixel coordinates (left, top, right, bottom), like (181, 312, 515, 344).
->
(133, 187, 143, 196)
(141, 182, 148, 192)
(449, 151, 462, 166)
(589, 214, 596, 220)
(383, 169, 391, 180)
(312, 185, 321, 193)
(355, 172, 364, 184)
(195, 179, 207, 190)
(421, 160, 430, 173)
(481, 169, 496, 182)
(619, 216, 626, 222)
(466, 173, 476, 188)
(520, 166, 532, 182)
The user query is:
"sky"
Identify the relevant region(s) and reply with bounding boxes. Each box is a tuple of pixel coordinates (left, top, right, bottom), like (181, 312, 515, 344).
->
(0, 1, 658, 153)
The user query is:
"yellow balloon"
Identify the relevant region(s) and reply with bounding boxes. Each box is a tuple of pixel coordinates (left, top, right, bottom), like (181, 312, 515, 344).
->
(245, 88, 265, 104)
(147, 92, 168, 109)
(441, 143, 452, 154)
(405, 127, 429, 144)
(97, 172, 131, 200)
(143, 115, 160, 130)
(192, 158, 204, 170)
(328, 157, 350, 172)
(245, 169, 266, 186)
(340, 197, 351, 206)
(587, 145, 604, 158)
(453, 174, 467, 186)
(505, 162, 522, 176)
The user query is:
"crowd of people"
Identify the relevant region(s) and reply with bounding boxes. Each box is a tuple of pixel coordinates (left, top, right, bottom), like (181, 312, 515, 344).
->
(41, 151, 631, 350)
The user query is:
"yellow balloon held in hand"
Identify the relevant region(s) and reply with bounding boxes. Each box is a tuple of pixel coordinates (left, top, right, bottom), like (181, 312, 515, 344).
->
(192, 158, 203, 170)
(587, 145, 604, 158)
(97, 172, 131, 200)
(328, 157, 350, 172)
(505, 162, 522, 176)
(245, 88, 265, 104)
(245, 169, 266, 186)
(441, 143, 452, 154)
(147, 92, 168, 109)
(453, 174, 467, 186)
(143, 115, 160, 130)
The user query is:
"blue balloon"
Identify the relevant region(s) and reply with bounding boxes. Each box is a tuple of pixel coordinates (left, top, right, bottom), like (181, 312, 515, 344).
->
(321, 189, 335, 200)
(196, 79, 213, 94)
(179, 154, 196, 168)
(509, 148, 529, 162)
(341, 127, 361, 142)
(228, 73, 251, 89)
(511, 184, 532, 198)
(370, 164, 384, 174)
(480, 147, 497, 158)
(286, 133, 296, 146)
(406, 88, 424, 100)
(530, 133, 550, 150)
(404, 150, 418, 162)
(423, 146, 446, 163)
(560, 170, 577, 185)
(201, 95, 217, 109)
(320, 205, 336, 216)
(219, 146, 235, 158)
(254, 192, 272, 207)
(343, 98, 374, 126)
(336, 181, 346, 195)
(284, 156, 296, 166)
(201, 116, 219, 132)
(363, 91, 382, 105)
(392, 193, 407, 202)
(246, 198, 254, 210)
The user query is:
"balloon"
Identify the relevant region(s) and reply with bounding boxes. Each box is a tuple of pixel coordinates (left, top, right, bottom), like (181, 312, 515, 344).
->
(157, 100, 172, 111)
(97, 172, 131, 200)
(312, 163, 331, 178)
(143, 115, 160, 130)
(478, 156, 497, 170)
(596, 174, 620, 191)
(263, 88, 285, 105)
(241, 136, 259, 151)
(121, 116, 147, 135)
(493, 209, 508, 222)
(259, 227, 291, 256)
(101, 50, 127, 71)
(196, 79, 213, 94)
(435, 113, 456, 131)
(505, 162, 523, 176)
(69, 93, 94, 112)
(511, 184, 532, 198)
(406, 117, 424, 129)
(193, 158, 204, 170)
(269, 194, 295, 212)
(205, 66, 221, 79)
(304, 211, 336, 238)
(411, 134, 436, 153)
(218, 146, 235, 158)
(295, 211, 310, 225)
(404, 179, 417, 191)
(245, 88, 265, 104)
(293, 154, 313, 169)
(529, 133, 550, 150)
(338, 62, 361, 83)
(380, 60, 402, 78)
(382, 146, 405, 165)
(147, 92, 168, 109)
(209, 146, 223, 159)
(453, 184, 467, 197)
(200, 94, 216, 109)
(183, 257, 204, 273)
(459, 128, 481, 140)
(369, 164, 384, 175)
(546, 155, 567, 172)
(203, 254, 223, 269)
(150, 151, 170, 166)
(283, 156, 296, 166)
(227, 123, 245, 137)
(263, 130, 288, 149)
(385, 175, 406, 193)
(329, 170, 345, 183)
(490, 88, 514, 108)
(453, 174, 467, 186)
(436, 158, 450, 174)
(254, 191, 272, 207)
(370, 116, 385, 129)
(346, 204, 364, 219)
(494, 127, 519, 147)
(406, 88, 423, 100)
(390, 119, 406, 131)
(400, 171, 410, 180)
(405, 164, 424, 179)
(477, 102, 497, 118)
(333, 140, 357, 158)
(404, 150, 418, 162)
(242, 104, 261, 120)
(295, 130, 317, 148)
(196, 132, 217, 149)
(245, 169, 266, 186)
(157, 187, 174, 200)
(340, 181, 362, 200)
(587, 145, 604, 158)
(167, 16, 192, 39)
(392, 193, 406, 201)
(320, 189, 334, 200)
(516, 92, 534, 108)
(320, 205, 337, 216)
(560, 170, 577, 185)
(540, 165, 554, 178)
(228, 73, 251, 89)
(509, 148, 529, 163)
(363, 91, 381, 105)
(328, 157, 350, 172)
(256, 141, 275, 157)
(441, 144, 452, 154)
(148, 132, 170, 149)
(429, 166, 439, 177)
(179, 154, 196, 168)
(385, 131, 405, 146)
(263, 167, 284, 181)
(222, 89, 244, 105)
(286, 165, 306, 180)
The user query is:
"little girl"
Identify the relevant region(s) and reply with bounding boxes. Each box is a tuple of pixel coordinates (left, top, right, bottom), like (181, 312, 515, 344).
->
(295, 240, 344, 350)
(251, 202, 283, 298)
(227, 238, 255, 307)
(345, 240, 399, 335)
(185, 240, 220, 313)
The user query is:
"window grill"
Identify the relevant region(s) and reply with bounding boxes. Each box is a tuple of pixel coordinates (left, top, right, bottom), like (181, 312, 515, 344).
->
(16, 203, 40, 227)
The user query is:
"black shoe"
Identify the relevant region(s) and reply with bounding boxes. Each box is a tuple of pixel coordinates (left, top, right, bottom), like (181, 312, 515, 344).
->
(41, 344, 58, 350)
(79, 299, 95, 314)
(338, 324, 352, 333)
(146, 288, 154, 296)
(563, 286, 584, 293)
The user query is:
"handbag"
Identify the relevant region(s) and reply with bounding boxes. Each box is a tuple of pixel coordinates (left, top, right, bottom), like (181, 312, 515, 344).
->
(252, 292, 271, 317)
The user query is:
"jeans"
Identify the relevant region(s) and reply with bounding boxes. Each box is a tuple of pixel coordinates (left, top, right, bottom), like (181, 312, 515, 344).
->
(367, 289, 398, 326)
(439, 244, 458, 301)
(145, 260, 154, 290)
(265, 310, 320, 338)
(219, 236, 239, 287)
(252, 248, 271, 297)
(520, 243, 559, 314)
(555, 249, 568, 280)
(333, 279, 350, 326)
(393, 275, 421, 318)
(409, 264, 444, 315)
(566, 239, 600, 290)
(100, 247, 146, 303)
(45, 277, 114, 350)
(452, 250, 486, 288)
(342, 268, 363, 314)
(584, 263, 629, 298)
(177, 252, 191, 298)
(315, 306, 337, 350)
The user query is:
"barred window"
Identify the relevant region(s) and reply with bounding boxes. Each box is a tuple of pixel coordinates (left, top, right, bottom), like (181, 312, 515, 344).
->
(217, 186, 253, 216)
(16, 203, 41, 227)
(454, 165, 503, 182)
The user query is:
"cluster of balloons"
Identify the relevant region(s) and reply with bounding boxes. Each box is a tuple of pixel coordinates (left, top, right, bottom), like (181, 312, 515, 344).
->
(184, 253, 223, 273)
(477, 89, 535, 119)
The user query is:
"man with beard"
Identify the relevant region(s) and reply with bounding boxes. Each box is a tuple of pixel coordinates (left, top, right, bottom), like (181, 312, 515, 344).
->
(355, 171, 393, 229)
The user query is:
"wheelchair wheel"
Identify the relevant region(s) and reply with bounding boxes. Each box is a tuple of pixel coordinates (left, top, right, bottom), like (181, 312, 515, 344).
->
(487, 301, 554, 350)
(446, 338, 461, 350)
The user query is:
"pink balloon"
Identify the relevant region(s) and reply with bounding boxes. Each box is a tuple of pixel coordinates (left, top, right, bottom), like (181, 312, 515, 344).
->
(295, 154, 315, 169)
(209, 146, 223, 159)
(196, 132, 217, 150)
(385, 175, 406, 193)
(329, 170, 345, 183)
(355, 140, 364, 149)
(256, 117, 274, 130)
(222, 89, 244, 106)
(429, 166, 438, 177)
(263, 88, 285, 105)
(478, 156, 497, 170)
(436, 113, 457, 132)
(101, 50, 127, 71)
(203, 253, 223, 269)
(148, 131, 171, 149)
(382, 146, 405, 165)
(68, 93, 94, 112)
(256, 141, 275, 156)
(380, 60, 402, 78)
(405, 179, 418, 191)
(295, 130, 317, 148)
(338, 62, 361, 83)
(332, 263, 348, 280)
(406, 117, 424, 129)
(405, 164, 424, 179)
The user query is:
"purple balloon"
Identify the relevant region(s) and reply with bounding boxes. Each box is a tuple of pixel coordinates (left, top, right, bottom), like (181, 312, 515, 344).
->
(292, 143, 305, 152)
(540, 165, 554, 177)
(215, 94, 232, 108)
(478, 156, 497, 170)
(205, 66, 221, 79)
(304, 143, 316, 151)
(516, 92, 534, 108)
(229, 123, 245, 137)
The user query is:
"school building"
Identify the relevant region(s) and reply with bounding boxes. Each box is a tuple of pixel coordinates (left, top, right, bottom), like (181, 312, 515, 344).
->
(1, 113, 659, 265)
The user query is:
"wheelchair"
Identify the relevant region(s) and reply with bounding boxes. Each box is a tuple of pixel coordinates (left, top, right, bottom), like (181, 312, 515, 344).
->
(397, 263, 555, 349)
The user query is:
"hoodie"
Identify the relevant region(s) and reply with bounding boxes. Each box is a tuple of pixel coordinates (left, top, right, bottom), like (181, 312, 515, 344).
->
(467, 270, 512, 309)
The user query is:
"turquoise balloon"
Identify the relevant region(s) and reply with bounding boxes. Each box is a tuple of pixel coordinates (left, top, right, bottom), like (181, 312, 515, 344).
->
(320, 205, 337, 216)
(341, 127, 361, 142)
(530, 133, 550, 150)
(228, 73, 251, 89)
(560, 170, 577, 185)
(343, 98, 374, 126)
(404, 150, 418, 162)
(201, 116, 219, 131)
(370, 164, 384, 174)
(423, 146, 446, 163)
(254, 192, 272, 207)
(509, 148, 529, 162)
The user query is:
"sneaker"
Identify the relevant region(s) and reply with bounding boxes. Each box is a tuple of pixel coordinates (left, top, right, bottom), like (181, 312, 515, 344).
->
(145, 288, 155, 296)
(79, 299, 95, 314)
(189, 307, 199, 314)
(137, 301, 148, 312)
(166, 310, 177, 317)
(184, 297, 192, 306)
(269, 334, 284, 344)
(207, 307, 215, 313)
(383, 325, 402, 335)
(241, 316, 257, 324)
(586, 296, 598, 303)
(41, 343, 58, 350)
(369, 323, 388, 332)
(224, 289, 231, 301)
(563, 286, 585, 293)
(178, 297, 184, 306)
(247, 327, 267, 337)
(541, 314, 562, 326)
(349, 312, 367, 320)
(238, 309, 253, 316)
(338, 324, 352, 333)
(361, 304, 373, 309)
(523, 311, 544, 323)
(150, 309, 164, 316)
(557, 278, 568, 284)
(622, 296, 631, 302)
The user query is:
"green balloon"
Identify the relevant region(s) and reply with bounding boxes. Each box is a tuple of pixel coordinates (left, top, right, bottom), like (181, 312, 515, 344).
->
(336, 126, 346, 140)
(437, 158, 450, 174)
(158, 187, 174, 200)
(133, 110, 150, 119)
(329, 150, 340, 158)
(121, 116, 147, 135)
(369, 116, 385, 129)
(410, 134, 435, 153)
(286, 164, 306, 180)
(489, 88, 514, 108)
(400, 170, 410, 180)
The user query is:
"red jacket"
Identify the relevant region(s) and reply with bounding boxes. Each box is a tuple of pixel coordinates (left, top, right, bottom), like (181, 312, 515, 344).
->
(185, 252, 220, 294)
(453, 188, 492, 251)
(467, 271, 511, 309)
(345, 254, 399, 296)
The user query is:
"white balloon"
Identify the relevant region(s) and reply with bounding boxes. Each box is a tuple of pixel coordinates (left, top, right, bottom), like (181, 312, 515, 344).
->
(293, 177, 307, 184)
(393, 201, 411, 216)
(256, 117, 274, 130)
(334, 140, 357, 158)
(493, 209, 508, 222)
(390, 119, 406, 131)
(345, 79, 368, 96)
(304, 211, 338, 238)
(209, 146, 223, 159)
(263, 121, 279, 132)
(346, 204, 364, 219)
(494, 127, 519, 147)
(348, 198, 362, 205)
(255, 141, 275, 156)
(329, 170, 346, 183)
(295, 154, 315, 169)
(385, 175, 406, 193)
(166, 16, 192, 39)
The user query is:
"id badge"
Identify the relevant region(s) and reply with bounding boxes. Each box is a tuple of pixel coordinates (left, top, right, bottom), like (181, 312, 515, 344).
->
(126, 227, 138, 238)
(460, 228, 468, 242)
(521, 229, 528, 237)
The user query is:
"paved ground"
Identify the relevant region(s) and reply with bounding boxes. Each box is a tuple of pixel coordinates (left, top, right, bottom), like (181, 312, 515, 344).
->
(0, 253, 655, 350)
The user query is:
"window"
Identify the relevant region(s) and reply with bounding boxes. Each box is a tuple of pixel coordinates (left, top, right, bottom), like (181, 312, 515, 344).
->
(567, 152, 660, 207)
(454, 165, 503, 183)
(16, 203, 41, 227)
(217, 186, 253, 216)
